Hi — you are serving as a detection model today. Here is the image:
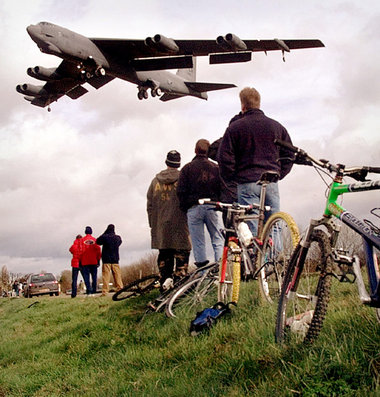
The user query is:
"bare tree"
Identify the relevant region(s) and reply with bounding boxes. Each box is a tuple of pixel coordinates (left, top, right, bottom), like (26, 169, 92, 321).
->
(60, 270, 72, 293)
(1, 265, 10, 294)
(120, 252, 159, 285)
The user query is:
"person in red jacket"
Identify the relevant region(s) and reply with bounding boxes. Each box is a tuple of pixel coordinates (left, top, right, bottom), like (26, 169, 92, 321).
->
(80, 226, 101, 296)
(69, 234, 83, 298)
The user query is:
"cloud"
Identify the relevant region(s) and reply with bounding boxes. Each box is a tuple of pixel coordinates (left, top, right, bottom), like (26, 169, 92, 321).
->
(2, 0, 380, 276)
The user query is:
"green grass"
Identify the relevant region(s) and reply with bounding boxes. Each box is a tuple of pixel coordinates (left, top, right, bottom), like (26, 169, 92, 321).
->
(0, 280, 379, 397)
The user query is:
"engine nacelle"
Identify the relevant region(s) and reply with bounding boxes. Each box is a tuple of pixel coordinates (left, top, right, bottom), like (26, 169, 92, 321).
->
(16, 83, 47, 97)
(144, 34, 179, 53)
(216, 33, 247, 51)
(27, 66, 59, 81)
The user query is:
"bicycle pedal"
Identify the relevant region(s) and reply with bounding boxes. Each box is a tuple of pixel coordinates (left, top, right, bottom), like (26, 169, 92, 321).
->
(147, 302, 157, 311)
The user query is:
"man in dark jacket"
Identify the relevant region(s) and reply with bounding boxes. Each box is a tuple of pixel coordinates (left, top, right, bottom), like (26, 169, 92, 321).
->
(96, 224, 123, 295)
(177, 139, 224, 266)
(218, 87, 293, 235)
(147, 150, 191, 291)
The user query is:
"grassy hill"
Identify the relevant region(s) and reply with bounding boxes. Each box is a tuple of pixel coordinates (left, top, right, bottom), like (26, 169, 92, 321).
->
(0, 280, 379, 396)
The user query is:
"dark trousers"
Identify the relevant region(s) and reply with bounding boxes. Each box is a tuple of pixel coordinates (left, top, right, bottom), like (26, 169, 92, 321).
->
(81, 265, 98, 294)
(71, 267, 84, 297)
(157, 249, 190, 285)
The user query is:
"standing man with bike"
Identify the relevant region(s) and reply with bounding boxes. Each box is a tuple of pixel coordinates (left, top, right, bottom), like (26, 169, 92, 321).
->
(218, 87, 294, 235)
(147, 150, 192, 292)
(177, 139, 224, 267)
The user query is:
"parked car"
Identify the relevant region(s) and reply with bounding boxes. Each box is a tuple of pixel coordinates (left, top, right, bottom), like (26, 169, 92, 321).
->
(24, 273, 60, 298)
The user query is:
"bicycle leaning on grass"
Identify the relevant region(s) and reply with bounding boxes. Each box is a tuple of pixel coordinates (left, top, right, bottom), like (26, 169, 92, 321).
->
(111, 260, 219, 315)
(165, 171, 300, 319)
(274, 139, 380, 345)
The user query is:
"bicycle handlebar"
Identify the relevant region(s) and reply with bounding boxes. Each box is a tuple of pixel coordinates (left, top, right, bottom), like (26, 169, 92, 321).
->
(198, 198, 271, 213)
(274, 139, 380, 181)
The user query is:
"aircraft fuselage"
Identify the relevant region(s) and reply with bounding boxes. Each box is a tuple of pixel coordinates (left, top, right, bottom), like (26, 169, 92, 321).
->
(26, 22, 205, 99)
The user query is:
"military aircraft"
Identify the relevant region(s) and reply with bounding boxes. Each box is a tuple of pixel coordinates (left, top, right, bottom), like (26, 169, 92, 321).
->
(16, 22, 324, 111)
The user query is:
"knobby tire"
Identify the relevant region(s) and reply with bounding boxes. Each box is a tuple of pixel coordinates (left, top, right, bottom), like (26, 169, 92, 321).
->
(275, 229, 333, 345)
(112, 275, 160, 301)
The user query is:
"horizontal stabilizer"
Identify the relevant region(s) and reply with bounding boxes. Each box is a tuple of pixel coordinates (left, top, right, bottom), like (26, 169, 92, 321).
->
(185, 82, 236, 93)
(87, 74, 115, 89)
(159, 93, 185, 102)
(66, 85, 88, 99)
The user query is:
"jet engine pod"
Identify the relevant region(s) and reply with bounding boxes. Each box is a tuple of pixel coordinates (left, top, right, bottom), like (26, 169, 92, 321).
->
(16, 83, 46, 97)
(27, 66, 59, 81)
(216, 33, 247, 51)
(144, 34, 179, 53)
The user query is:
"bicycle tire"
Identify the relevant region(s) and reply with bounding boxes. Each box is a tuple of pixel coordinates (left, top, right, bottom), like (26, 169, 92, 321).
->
(257, 211, 300, 304)
(275, 229, 333, 345)
(112, 275, 160, 301)
(165, 269, 219, 318)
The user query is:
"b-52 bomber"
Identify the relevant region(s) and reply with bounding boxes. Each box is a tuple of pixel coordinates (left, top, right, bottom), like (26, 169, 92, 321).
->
(16, 22, 324, 111)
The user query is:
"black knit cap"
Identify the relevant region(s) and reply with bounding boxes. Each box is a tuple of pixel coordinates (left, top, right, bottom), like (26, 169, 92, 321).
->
(165, 150, 181, 168)
(85, 226, 92, 234)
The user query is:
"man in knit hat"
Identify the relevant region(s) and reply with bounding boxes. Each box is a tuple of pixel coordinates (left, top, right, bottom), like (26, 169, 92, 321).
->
(147, 150, 191, 291)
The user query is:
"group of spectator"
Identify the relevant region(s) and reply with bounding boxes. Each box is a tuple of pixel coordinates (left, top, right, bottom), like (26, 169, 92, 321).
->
(69, 86, 294, 296)
(147, 86, 294, 291)
(69, 224, 123, 298)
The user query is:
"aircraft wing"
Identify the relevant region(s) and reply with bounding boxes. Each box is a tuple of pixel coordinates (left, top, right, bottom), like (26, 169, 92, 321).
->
(18, 60, 115, 108)
(91, 36, 324, 69)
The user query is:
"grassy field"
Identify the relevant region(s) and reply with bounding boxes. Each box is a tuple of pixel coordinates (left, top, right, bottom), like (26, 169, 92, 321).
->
(0, 280, 379, 397)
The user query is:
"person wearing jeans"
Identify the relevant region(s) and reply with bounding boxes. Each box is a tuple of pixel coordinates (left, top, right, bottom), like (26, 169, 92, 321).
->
(177, 139, 224, 266)
(187, 204, 224, 263)
(218, 87, 294, 235)
(80, 226, 101, 296)
(237, 181, 280, 237)
(69, 234, 83, 298)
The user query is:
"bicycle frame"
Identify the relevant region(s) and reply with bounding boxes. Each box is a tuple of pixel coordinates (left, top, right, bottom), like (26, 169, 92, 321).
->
(297, 173, 380, 307)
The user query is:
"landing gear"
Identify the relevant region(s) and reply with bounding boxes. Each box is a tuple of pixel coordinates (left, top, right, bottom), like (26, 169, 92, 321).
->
(151, 87, 162, 97)
(95, 67, 106, 77)
(137, 86, 162, 100)
(138, 88, 149, 100)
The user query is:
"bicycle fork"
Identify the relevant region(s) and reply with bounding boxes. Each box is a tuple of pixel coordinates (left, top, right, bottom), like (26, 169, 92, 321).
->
(219, 240, 241, 304)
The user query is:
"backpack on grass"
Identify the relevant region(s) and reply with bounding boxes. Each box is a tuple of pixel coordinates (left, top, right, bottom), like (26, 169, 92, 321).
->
(189, 302, 232, 336)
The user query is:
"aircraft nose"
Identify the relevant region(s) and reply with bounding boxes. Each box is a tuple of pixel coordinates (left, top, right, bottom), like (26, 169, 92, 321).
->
(26, 24, 40, 39)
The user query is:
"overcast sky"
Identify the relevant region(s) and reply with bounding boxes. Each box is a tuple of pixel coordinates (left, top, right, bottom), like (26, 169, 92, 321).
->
(1, 0, 379, 277)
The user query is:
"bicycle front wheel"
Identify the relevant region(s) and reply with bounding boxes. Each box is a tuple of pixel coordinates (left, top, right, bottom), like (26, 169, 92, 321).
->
(112, 275, 160, 301)
(165, 269, 219, 318)
(257, 212, 300, 303)
(275, 229, 333, 345)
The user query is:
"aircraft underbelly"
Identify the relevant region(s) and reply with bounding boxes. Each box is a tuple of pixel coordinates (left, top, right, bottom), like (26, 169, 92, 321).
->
(135, 70, 189, 94)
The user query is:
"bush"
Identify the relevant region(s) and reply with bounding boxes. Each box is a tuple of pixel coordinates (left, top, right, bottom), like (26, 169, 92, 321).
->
(120, 252, 159, 285)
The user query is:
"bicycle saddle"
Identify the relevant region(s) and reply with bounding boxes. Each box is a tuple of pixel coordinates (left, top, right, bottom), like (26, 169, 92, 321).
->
(257, 171, 280, 184)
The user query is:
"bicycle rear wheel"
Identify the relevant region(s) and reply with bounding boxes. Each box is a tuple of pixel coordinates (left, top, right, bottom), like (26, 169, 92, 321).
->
(165, 266, 219, 318)
(257, 212, 300, 303)
(112, 275, 160, 301)
(275, 229, 333, 345)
